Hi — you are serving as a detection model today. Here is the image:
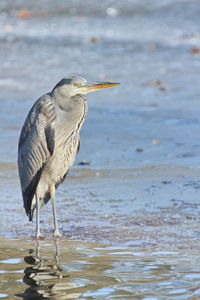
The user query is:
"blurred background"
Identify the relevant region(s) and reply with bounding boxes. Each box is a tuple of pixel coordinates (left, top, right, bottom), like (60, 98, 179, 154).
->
(0, 0, 200, 245)
(2, 1, 200, 298)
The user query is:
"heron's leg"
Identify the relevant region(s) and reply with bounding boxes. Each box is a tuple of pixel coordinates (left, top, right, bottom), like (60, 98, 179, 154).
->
(50, 185, 61, 238)
(35, 239, 43, 268)
(35, 194, 42, 240)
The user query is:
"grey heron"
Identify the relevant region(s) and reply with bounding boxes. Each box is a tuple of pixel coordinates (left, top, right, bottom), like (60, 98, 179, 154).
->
(18, 75, 119, 239)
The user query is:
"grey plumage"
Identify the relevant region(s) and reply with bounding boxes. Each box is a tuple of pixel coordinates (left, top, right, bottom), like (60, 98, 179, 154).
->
(18, 95, 56, 220)
(18, 75, 119, 239)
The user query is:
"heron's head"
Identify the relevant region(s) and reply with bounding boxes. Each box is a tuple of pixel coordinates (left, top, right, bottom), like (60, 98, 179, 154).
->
(52, 75, 120, 98)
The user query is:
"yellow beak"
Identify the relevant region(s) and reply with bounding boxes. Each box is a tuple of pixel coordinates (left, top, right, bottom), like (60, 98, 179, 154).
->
(87, 82, 120, 91)
(80, 81, 120, 94)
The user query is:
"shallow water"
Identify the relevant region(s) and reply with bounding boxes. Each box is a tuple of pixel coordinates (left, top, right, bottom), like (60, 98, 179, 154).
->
(0, 237, 200, 299)
(1, 0, 200, 298)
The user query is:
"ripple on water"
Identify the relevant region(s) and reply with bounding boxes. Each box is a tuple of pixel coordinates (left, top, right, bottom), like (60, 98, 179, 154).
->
(0, 258, 21, 264)
(183, 273, 200, 280)
(0, 238, 199, 299)
(0, 294, 8, 298)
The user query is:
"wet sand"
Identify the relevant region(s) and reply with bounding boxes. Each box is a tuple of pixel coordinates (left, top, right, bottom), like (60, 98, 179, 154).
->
(1, 162, 200, 249)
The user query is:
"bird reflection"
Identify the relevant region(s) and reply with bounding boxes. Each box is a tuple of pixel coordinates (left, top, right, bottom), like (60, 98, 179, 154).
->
(16, 239, 81, 299)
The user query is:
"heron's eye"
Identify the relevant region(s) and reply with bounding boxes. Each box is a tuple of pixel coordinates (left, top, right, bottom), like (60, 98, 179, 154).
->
(73, 82, 80, 87)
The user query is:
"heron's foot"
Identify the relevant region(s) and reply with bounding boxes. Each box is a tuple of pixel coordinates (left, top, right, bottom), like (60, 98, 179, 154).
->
(35, 235, 44, 240)
(53, 230, 62, 239)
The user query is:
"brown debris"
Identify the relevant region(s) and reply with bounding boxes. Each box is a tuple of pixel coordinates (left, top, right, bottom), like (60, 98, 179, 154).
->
(142, 79, 163, 86)
(16, 9, 32, 19)
(78, 161, 91, 166)
(90, 37, 100, 43)
(136, 148, 144, 152)
(190, 47, 200, 54)
(142, 79, 169, 93)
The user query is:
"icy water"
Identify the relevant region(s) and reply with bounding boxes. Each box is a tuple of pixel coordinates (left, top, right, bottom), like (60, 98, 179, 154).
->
(1, 0, 200, 298)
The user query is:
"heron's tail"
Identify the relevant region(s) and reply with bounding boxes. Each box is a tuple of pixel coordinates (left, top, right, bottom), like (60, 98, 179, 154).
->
(25, 195, 36, 221)
(26, 192, 51, 221)
(28, 211, 34, 222)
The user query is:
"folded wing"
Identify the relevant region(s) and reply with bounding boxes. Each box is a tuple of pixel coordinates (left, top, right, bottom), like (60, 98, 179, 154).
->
(18, 95, 56, 220)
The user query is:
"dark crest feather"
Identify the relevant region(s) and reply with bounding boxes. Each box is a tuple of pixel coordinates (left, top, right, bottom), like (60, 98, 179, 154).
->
(52, 78, 72, 91)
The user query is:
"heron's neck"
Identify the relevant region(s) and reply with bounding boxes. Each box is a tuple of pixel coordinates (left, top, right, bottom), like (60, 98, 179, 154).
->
(51, 92, 87, 118)
(51, 90, 71, 111)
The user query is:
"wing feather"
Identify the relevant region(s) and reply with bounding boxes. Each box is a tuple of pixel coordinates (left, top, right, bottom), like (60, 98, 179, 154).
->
(18, 94, 56, 220)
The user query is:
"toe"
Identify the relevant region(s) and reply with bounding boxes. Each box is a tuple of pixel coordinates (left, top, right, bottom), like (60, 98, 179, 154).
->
(35, 235, 43, 240)
(53, 230, 62, 239)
